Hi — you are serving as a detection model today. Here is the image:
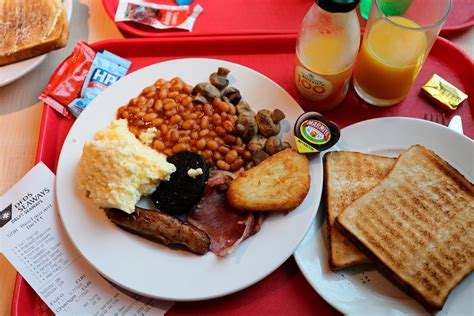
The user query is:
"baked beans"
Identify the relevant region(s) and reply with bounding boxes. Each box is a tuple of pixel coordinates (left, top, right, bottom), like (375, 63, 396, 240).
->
(117, 78, 251, 171)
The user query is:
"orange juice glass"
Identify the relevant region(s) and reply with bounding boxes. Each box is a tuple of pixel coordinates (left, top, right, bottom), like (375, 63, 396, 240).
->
(353, 0, 452, 106)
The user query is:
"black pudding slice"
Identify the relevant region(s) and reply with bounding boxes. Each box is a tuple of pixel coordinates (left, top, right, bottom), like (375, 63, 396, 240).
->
(151, 151, 209, 215)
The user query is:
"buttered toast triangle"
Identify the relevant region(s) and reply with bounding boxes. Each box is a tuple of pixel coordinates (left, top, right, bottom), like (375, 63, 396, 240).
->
(324, 151, 395, 270)
(0, 0, 69, 66)
(227, 149, 310, 212)
(336, 144, 474, 311)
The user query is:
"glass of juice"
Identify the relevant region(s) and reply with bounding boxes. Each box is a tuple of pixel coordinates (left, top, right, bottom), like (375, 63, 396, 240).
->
(353, 0, 452, 106)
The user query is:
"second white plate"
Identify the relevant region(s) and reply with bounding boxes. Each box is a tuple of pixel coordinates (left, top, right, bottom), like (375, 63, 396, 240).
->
(294, 117, 473, 315)
(0, 0, 73, 87)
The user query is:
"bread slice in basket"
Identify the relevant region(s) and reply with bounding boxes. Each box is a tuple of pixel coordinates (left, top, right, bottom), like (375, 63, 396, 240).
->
(336, 144, 474, 311)
(0, 0, 69, 66)
(324, 151, 395, 270)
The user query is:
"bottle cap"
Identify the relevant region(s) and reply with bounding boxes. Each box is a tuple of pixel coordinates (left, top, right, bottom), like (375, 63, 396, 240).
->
(315, 0, 360, 13)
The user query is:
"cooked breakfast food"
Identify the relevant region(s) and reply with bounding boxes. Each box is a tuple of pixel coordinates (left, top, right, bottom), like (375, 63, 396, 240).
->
(116, 68, 290, 171)
(77, 119, 176, 214)
(227, 149, 310, 212)
(188, 173, 265, 256)
(151, 151, 209, 215)
(116, 75, 253, 171)
(78, 67, 312, 256)
(324, 151, 395, 270)
(105, 208, 210, 255)
(0, 0, 69, 66)
(336, 145, 474, 311)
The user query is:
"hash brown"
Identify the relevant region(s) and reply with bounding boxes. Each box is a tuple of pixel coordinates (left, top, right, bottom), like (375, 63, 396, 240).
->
(227, 149, 310, 212)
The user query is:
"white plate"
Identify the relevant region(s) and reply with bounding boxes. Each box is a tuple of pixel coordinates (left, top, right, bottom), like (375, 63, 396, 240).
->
(0, 0, 73, 87)
(56, 58, 323, 301)
(294, 117, 473, 315)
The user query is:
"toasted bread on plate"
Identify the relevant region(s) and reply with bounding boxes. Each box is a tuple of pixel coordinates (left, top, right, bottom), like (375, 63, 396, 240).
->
(227, 149, 310, 212)
(336, 144, 474, 311)
(0, 0, 69, 66)
(324, 151, 395, 270)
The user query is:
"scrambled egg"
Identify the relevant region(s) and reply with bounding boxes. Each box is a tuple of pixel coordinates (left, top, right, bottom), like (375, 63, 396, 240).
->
(139, 127, 158, 146)
(187, 168, 203, 178)
(77, 119, 176, 214)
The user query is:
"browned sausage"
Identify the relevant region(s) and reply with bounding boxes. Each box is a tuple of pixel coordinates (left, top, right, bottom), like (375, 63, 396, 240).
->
(105, 207, 210, 255)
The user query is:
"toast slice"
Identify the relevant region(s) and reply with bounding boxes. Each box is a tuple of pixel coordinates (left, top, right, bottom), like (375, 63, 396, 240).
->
(324, 151, 395, 270)
(336, 144, 474, 311)
(0, 0, 69, 66)
(227, 149, 310, 212)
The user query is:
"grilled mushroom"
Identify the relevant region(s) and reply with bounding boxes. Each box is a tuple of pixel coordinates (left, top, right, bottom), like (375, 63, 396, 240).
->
(209, 67, 230, 90)
(192, 82, 221, 101)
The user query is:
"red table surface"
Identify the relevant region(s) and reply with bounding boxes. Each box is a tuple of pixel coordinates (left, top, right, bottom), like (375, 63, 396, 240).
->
(102, 0, 473, 38)
(12, 34, 473, 316)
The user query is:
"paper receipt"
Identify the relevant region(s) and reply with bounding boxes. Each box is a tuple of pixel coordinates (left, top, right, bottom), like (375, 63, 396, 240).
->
(0, 163, 173, 315)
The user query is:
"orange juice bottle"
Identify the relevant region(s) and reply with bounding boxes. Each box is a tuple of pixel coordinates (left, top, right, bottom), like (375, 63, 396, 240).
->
(353, 16, 427, 104)
(294, 0, 360, 111)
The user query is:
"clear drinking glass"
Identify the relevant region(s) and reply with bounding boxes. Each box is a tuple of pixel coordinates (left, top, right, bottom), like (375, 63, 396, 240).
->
(353, 0, 452, 106)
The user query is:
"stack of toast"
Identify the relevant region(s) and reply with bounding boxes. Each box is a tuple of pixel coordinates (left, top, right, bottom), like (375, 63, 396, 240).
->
(0, 0, 69, 66)
(324, 144, 474, 311)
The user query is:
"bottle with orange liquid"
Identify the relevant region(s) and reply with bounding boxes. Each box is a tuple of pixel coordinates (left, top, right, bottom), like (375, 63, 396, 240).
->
(294, 0, 360, 112)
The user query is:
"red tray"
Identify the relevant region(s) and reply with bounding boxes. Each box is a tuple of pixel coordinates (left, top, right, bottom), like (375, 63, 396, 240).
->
(102, 0, 312, 38)
(12, 34, 473, 316)
(102, 0, 473, 38)
(443, 0, 474, 34)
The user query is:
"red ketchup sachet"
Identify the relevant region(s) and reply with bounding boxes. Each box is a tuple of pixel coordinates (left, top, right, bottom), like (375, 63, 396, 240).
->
(39, 40, 96, 118)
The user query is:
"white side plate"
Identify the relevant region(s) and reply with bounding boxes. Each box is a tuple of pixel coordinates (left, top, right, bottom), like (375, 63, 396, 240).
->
(294, 117, 473, 315)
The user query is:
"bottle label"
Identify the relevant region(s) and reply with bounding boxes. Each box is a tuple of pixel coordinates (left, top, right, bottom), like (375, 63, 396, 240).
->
(295, 66, 334, 101)
(299, 119, 331, 145)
